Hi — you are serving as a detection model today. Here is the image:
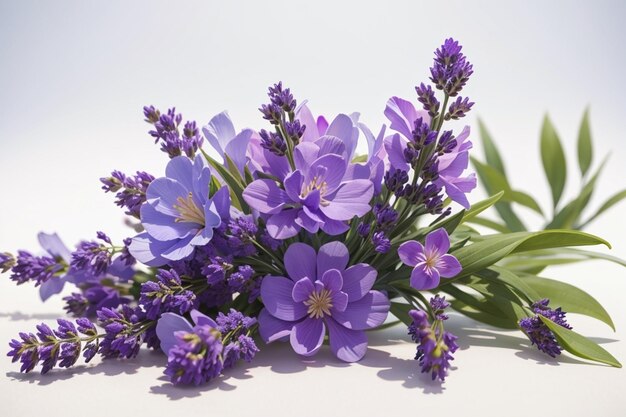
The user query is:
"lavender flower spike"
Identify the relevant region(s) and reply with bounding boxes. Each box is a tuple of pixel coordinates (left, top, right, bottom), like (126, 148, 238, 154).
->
(398, 228, 461, 290)
(519, 299, 572, 357)
(129, 154, 230, 266)
(258, 242, 389, 362)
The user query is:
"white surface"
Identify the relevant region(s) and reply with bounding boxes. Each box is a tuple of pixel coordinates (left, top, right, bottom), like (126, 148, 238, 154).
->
(1, 1, 625, 416)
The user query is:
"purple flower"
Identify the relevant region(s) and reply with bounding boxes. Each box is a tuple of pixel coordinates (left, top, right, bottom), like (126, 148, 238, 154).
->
(129, 154, 230, 266)
(398, 228, 461, 290)
(429, 38, 473, 97)
(71, 232, 114, 277)
(202, 111, 254, 174)
(243, 137, 374, 239)
(97, 306, 152, 359)
(0, 252, 15, 273)
(139, 269, 197, 320)
(63, 284, 130, 317)
(101, 170, 155, 218)
(258, 242, 389, 362)
(519, 299, 572, 358)
(408, 300, 458, 382)
(156, 309, 257, 385)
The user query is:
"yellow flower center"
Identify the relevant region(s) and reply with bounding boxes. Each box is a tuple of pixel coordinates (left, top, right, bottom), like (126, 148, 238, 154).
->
(301, 176, 330, 206)
(304, 288, 333, 319)
(173, 192, 205, 225)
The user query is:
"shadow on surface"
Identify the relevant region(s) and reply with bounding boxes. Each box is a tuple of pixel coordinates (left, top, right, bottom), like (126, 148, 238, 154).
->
(0, 311, 63, 321)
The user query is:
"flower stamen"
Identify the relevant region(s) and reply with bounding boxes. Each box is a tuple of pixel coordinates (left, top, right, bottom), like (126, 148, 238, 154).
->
(304, 289, 333, 319)
(173, 192, 205, 225)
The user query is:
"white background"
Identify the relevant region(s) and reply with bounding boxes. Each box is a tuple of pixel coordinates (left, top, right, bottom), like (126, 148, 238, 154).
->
(1, 1, 625, 416)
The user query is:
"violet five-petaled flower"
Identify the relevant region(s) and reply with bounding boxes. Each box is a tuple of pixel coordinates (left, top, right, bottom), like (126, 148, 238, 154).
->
(398, 228, 462, 290)
(257, 241, 390, 362)
(129, 154, 230, 266)
(243, 136, 374, 239)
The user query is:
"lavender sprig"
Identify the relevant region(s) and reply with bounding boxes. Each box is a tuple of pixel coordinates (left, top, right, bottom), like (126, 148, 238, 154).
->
(519, 299, 571, 357)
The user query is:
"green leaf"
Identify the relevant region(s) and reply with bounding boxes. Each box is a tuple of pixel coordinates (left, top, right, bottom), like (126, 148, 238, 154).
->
(478, 118, 507, 176)
(464, 216, 511, 233)
(389, 302, 414, 326)
(522, 274, 615, 330)
(539, 316, 621, 367)
(463, 191, 504, 221)
(475, 266, 541, 302)
(449, 299, 519, 329)
(540, 114, 567, 208)
(201, 149, 248, 212)
(577, 108, 593, 177)
(451, 230, 610, 280)
(581, 189, 626, 227)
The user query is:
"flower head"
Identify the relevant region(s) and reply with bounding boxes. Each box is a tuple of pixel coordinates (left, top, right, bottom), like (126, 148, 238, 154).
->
(258, 242, 389, 362)
(519, 299, 572, 358)
(398, 228, 461, 290)
(129, 154, 230, 266)
(139, 269, 197, 320)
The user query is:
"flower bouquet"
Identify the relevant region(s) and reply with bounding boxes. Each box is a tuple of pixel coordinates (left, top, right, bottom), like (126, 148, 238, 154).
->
(2, 38, 622, 386)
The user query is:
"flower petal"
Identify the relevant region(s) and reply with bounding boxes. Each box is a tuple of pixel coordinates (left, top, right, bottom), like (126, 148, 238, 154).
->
(317, 241, 349, 278)
(284, 243, 317, 282)
(397, 240, 425, 267)
(294, 142, 320, 175)
(39, 277, 65, 302)
(341, 264, 377, 302)
(141, 201, 195, 241)
(307, 154, 347, 193)
(384, 96, 426, 139)
(426, 228, 451, 255)
(190, 310, 217, 328)
(325, 114, 358, 159)
(161, 235, 195, 261)
(295, 209, 321, 234)
(315, 135, 346, 159)
(261, 276, 307, 321)
(331, 291, 349, 313)
(319, 217, 350, 235)
(296, 104, 321, 143)
(292, 277, 315, 302)
(410, 264, 441, 290)
(202, 111, 236, 157)
(242, 179, 290, 214)
(156, 312, 193, 354)
(225, 128, 253, 174)
(331, 291, 390, 330)
(283, 170, 304, 202)
(165, 156, 194, 193)
(437, 254, 462, 278)
(127, 232, 171, 267)
(321, 180, 373, 221)
(258, 308, 294, 343)
(266, 209, 301, 239)
(326, 318, 368, 362)
(383, 133, 410, 172)
(290, 318, 325, 357)
(320, 269, 343, 292)
(38, 232, 72, 262)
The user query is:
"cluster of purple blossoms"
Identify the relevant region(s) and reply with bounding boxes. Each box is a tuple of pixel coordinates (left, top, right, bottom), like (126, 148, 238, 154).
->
(101, 170, 155, 218)
(408, 296, 458, 381)
(139, 269, 197, 320)
(97, 305, 157, 359)
(156, 309, 258, 385)
(519, 299, 571, 358)
(7, 318, 98, 374)
(71, 232, 114, 277)
(429, 38, 474, 98)
(0, 252, 15, 273)
(144, 106, 204, 159)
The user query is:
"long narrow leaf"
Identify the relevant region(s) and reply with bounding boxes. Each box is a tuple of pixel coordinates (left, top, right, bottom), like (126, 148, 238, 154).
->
(540, 115, 567, 209)
(577, 108, 593, 177)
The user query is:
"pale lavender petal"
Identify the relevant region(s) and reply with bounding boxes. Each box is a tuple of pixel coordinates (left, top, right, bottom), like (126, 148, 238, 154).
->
(302, 188, 321, 210)
(225, 128, 254, 173)
(384, 96, 420, 139)
(38, 232, 71, 262)
(320, 269, 343, 292)
(39, 277, 65, 302)
(341, 264, 377, 302)
(266, 209, 300, 239)
(165, 156, 194, 192)
(315, 135, 346, 159)
(438, 148, 469, 176)
(331, 291, 390, 330)
(295, 209, 320, 234)
(202, 111, 236, 156)
(437, 254, 462, 278)
(436, 175, 475, 209)
(319, 217, 350, 235)
(398, 240, 425, 267)
(161, 235, 195, 261)
(141, 201, 195, 241)
(326, 318, 367, 362)
(210, 186, 231, 220)
(410, 264, 440, 290)
(383, 133, 410, 172)
(258, 308, 294, 343)
(261, 276, 307, 321)
(146, 177, 188, 217)
(294, 141, 320, 174)
(426, 228, 451, 254)
(284, 242, 317, 282)
(331, 291, 349, 313)
(292, 277, 315, 302)
(242, 179, 290, 214)
(190, 309, 218, 327)
(308, 154, 346, 192)
(317, 241, 349, 278)
(156, 312, 193, 354)
(317, 115, 329, 135)
(264, 150, 292, 181)
(127, 232, 169, 266)
(325, 114, 358, 159)
(283, 170, 303, 202)
(296, 104, 320, 142)
(290, 318, 325, 357)
(321, 180, 373, 221)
